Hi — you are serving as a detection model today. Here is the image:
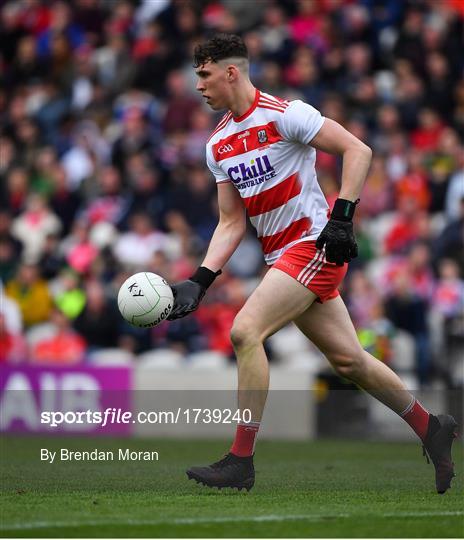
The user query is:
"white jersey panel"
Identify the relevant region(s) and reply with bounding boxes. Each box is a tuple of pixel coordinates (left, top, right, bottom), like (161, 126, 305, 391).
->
(206, 90, 329, 264)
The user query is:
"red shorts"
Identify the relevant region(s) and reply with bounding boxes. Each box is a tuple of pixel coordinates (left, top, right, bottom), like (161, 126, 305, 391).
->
(272, 240, 347, 303)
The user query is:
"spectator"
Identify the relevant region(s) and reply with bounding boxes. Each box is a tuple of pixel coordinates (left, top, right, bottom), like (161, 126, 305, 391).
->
(60, 124, 97, 191)
(384, 269, 432, 385)
(430, 258, 464, 382)
(38, 233, 65, 280)
(347, 270, 383, 330)
(433, 258, 464, 319)
(357, 302, 395, 366)
(62, 220, 98, 275)
(7, 32, 45, 88)
(5, 166, 29, 216)
(111, 108, 154, 175)
(47, 31, 73, 88)
(341, 43, 372, 101)
(0, 281, 23, 335)
(404, 242, 435, 301)
(34, 80, 71, 145)
(124, 165, 167, 227)
(394, 7, 425, 69)
(433, 197, 464, 275)
(0, 3, 27, 63)
(196, 277, 248, 357)
(385, 132, 408, 182)
(395, 71, 425, 130)
(10, 193, 62, 262)
(424, 52, 454, 121)
(31, 307, 86, 365)
(30, 146, 58, 197)
(162, 70, 201, 135)
(74, 0, 105, 47)
(285, 46, 324, 109)
(48, 163, 82, 236)
(94, 30, 135, 95)
(73, 280, 120, 350)
(13, 118, 43, 173)
(5, 263, 53, 328)
(358, 156, 393, 218)
(259, 4, 291, 63)
(372, 104, 402, 155)
(411, 108, 446, 152)
(183, 108, 213, 164)
(394, 150, 430, 211)
(0, 137, 17, 181)
(0, 237, 20, 286)
(445, 167, 464, 221)
(151, 313, 206, 355)
(384, 196, 425, 255)
(82, 165, 129, 226)
(454, 78, 464, 138)
(113, 212, 168, 269)
(289, 0, 327, 52)
(0, 313, 27, 364)
(167, 165, 217, 243)
(260, 61, 287, 97)
(0, 210, 22, 283)
(53, 269, 86, 320)
(36, 1, 84, 58)
(18, 1, 51, 36)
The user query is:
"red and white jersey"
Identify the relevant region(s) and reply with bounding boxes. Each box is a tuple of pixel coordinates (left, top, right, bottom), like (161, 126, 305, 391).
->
(206, 89, 329, 264)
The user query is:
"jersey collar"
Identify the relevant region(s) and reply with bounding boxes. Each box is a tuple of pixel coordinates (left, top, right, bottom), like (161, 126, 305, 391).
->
(232, 88, 260, 123)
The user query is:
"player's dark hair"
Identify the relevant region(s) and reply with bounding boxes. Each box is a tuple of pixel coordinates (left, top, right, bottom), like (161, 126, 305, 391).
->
(193, 34, 248, 68)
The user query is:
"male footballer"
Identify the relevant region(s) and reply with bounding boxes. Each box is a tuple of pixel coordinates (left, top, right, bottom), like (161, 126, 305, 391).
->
(168, 34, 458, 493)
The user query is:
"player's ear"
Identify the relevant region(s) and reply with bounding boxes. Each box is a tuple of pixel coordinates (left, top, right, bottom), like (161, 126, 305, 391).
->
(226, 65, 238, 82)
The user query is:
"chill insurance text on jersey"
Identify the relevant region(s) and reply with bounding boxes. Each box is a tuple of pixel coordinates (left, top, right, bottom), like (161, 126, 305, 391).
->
(206, 89, 330, 265)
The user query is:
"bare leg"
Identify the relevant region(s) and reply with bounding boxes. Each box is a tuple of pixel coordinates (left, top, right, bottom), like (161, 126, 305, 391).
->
(294, 295, 413, 413)
(293, 295, 461, 495)
(231, 268, 318, 420)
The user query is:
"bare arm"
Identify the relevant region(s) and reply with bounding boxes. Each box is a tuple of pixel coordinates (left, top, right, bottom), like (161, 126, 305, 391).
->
(310, 118, 372, 201)
(202, 181, 246, 272)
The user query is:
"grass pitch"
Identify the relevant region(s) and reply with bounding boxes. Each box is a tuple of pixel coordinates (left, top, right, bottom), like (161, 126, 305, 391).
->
(0, 436, 463, 538)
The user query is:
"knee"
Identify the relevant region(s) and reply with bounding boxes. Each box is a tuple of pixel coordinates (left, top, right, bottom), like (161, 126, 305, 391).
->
(230, 315, 262, 351)
(328, 348, 366, 380)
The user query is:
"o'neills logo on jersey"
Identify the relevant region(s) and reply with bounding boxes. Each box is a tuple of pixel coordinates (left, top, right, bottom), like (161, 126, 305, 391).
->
(227, 155, 276, 189)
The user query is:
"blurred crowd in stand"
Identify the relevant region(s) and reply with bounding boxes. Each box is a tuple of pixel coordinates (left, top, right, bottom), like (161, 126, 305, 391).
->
(1, 0, 463, 388)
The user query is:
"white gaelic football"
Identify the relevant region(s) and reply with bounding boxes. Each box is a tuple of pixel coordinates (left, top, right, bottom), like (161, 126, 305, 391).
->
(118, 272, 173, 328)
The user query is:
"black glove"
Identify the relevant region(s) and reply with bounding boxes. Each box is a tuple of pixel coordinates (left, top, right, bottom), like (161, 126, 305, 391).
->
(315, 198, 359, 266)
(167, 266, 221, 321)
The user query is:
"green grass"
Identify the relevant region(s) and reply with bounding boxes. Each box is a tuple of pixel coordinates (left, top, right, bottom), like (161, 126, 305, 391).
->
(0, 436, 463, 538)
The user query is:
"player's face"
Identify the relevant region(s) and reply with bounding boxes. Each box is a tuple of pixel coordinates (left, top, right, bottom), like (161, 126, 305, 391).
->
(195, 62, 230, 111)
